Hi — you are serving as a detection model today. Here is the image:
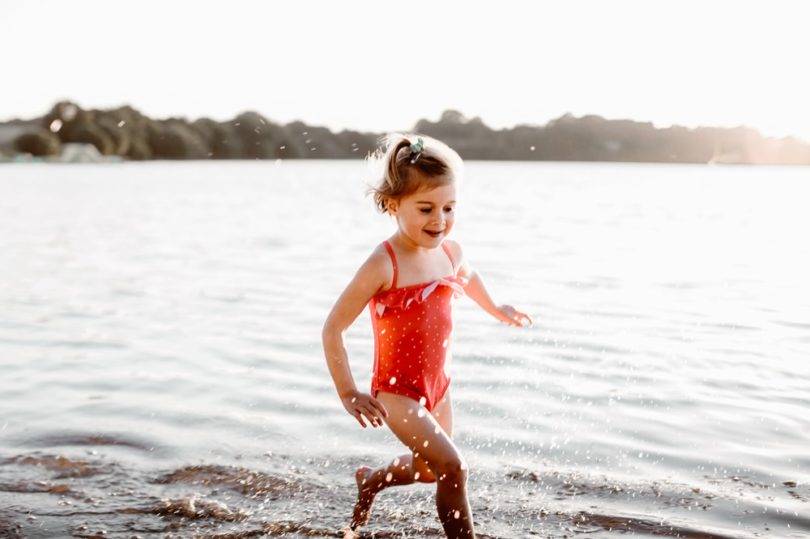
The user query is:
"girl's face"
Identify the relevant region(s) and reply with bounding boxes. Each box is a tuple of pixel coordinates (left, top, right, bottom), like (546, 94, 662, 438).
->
(388, 182, 457, 249)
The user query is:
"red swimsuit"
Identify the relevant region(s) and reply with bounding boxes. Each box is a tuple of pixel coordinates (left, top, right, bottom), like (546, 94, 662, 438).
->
(369, 240, 467, 411)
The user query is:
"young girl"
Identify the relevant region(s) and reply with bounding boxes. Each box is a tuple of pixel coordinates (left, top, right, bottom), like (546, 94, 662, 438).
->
(322, 134, 532, 538)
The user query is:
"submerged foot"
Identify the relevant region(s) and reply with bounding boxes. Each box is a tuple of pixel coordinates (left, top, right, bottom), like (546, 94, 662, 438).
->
(350, 466, 376, 530)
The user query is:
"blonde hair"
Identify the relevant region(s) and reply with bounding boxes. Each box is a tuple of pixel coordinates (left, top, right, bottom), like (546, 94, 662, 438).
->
(367, 133, 463, 213)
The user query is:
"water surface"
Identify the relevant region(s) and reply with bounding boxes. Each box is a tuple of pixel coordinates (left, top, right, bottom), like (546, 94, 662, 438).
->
(1, 160, 808, 537)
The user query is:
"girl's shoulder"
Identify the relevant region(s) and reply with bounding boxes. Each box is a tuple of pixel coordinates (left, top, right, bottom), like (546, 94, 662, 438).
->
(360, 242, 396, 293)
(443, 239, 472, 278)
(442, 239, 464, 264)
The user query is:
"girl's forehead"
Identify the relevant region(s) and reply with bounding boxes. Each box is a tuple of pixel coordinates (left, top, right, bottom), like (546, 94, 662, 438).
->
(405, 183, 457, 204)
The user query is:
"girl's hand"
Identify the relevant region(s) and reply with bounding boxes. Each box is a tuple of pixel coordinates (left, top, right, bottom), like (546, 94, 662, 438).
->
(495, 304, 533, 327)
(341, 389, 389, 428)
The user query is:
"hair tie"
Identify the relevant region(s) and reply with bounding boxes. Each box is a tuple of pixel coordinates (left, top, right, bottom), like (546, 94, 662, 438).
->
(409, 137, 424, 164)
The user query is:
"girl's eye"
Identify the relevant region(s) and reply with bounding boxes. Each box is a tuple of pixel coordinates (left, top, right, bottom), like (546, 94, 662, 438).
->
(444, 207, 454, 213)
(420, 208, 431, 214)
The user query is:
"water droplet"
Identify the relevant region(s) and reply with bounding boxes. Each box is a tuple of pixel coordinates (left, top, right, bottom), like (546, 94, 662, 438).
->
(414, 471, 420, 480)
(418, 396, 427, 406)
(423, 440, 429, 447)
(385, 472, 393, 482)
(389, 376, 397, 385)
(454, 510, 460, 519)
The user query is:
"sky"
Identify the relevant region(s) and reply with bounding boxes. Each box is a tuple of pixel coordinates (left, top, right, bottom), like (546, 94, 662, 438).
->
(2, 0, 809, 141)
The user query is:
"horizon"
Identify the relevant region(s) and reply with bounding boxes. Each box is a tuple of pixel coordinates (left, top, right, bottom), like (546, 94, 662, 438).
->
(2, 0, 809, 141)
(5, 102, 806, 144)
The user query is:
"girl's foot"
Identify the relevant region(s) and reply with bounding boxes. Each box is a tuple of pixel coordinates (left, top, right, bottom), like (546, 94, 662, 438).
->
(350, 466, 376, 529)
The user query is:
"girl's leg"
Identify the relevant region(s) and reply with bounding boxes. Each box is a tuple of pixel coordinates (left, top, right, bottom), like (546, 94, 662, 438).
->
(351, 453, 417, 528)
(375, 390, 474, 538)
(350, 392, 454, 529)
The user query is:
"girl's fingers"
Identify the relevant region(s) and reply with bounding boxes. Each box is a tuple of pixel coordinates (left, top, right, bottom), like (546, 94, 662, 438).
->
(369, 398, 389, 418)
(504, 310, 521, 326)
(352, 410, 367, 428)
(503, 306, 533, 327)
(359, 405, 382, 427)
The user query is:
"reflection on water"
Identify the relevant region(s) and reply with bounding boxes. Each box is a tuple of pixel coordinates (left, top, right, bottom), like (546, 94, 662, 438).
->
(0, 161, 808, 537)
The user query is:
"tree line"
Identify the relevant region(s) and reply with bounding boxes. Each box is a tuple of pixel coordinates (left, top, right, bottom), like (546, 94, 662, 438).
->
(5, 101, 809, 164)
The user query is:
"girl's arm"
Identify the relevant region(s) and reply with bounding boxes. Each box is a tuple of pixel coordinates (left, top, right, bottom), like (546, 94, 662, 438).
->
(322, 247, 391, 428)
(449, 240, 533, 328)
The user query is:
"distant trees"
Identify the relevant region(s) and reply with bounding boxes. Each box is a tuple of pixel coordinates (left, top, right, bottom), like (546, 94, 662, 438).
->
(415, 110, 810, 164)
(41, 102, 152, 159)
(193, 118, 242, 159)
(4, 101, 809, 164)
(14, 129, 61, 156)
(21, 101, 379, 161)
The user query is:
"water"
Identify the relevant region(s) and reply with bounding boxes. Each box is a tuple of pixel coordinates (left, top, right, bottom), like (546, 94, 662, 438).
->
(1, 160, 808, 537)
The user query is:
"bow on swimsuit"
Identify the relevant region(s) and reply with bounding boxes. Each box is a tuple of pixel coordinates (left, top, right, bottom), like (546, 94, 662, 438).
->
(369, 240, 468, 412)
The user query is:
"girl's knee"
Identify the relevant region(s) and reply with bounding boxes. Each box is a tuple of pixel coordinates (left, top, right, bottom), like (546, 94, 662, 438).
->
(433, 455, 468, 484)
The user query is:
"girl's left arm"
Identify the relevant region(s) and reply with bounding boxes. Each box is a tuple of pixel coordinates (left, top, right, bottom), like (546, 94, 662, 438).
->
(448, 240, 533, 328)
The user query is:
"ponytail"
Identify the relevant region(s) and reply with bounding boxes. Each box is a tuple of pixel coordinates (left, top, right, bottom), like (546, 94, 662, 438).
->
(370, 134, 459, 213)
(378, 138, 414, 212)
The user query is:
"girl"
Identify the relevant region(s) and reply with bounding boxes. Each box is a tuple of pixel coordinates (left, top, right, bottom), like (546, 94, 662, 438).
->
(322, 134, 532, 538)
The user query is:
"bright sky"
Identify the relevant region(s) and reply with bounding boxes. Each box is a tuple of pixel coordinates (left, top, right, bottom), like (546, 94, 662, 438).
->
(2, 0, 809, 141)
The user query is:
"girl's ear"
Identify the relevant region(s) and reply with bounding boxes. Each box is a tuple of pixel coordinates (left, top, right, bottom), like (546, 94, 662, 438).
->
(387, 198, 399, 214)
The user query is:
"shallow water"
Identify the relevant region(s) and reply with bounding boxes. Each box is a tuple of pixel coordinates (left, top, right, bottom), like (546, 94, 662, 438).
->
(0, 160, 808, 537)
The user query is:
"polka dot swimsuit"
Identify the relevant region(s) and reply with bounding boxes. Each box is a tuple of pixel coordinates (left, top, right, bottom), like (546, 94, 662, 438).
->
(369, 240, 468, 411)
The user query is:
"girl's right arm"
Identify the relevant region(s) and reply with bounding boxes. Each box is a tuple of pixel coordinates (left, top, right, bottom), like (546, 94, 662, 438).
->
(322, 247, 391, 428)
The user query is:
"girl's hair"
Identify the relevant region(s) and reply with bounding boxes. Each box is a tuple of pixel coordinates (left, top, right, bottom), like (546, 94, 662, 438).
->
(367, 133, 463, 213)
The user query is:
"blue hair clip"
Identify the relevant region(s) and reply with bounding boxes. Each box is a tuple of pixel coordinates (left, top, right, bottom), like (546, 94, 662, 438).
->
(409, 137, 424, 164)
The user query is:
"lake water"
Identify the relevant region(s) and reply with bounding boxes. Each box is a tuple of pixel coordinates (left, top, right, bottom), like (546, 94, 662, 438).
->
(0, 160, 808, 538)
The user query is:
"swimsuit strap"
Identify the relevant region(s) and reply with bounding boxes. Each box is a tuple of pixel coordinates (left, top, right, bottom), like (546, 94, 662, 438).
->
(382, 240, 398, 289)
(441, 242, 457, 275)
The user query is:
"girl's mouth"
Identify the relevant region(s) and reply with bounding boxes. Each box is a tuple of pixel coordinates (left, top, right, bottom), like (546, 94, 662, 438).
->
(423, 229, 444, 238)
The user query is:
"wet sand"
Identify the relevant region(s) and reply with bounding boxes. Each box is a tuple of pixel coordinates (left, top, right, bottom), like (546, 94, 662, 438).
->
(7, 439, 806, 537)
